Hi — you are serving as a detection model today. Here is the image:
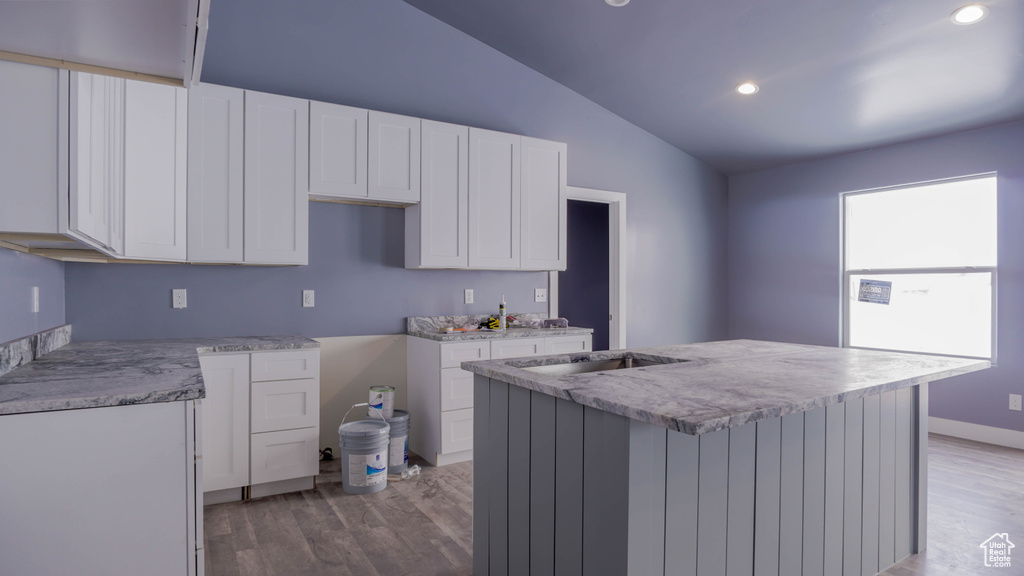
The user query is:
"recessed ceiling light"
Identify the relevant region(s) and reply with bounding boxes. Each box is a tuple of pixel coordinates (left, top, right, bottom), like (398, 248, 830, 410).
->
(735, 82, 759, 95)
(605, 0, 630, 6)
(951, 4, 988, 25)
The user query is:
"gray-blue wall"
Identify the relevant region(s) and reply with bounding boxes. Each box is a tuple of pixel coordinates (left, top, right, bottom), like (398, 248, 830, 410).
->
(0, 248, 65, 343)
(64, 0, 729, 346)
(729, 119, 1024, 432)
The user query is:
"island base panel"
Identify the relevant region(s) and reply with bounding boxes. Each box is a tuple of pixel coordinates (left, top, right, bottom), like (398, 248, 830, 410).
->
(473, 375, 927, 576)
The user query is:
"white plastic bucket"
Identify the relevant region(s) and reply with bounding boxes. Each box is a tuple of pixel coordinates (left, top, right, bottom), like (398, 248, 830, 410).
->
(338, 420, 390, 495)
(368, 385, 396, 418)
(384, 410, 411, 473)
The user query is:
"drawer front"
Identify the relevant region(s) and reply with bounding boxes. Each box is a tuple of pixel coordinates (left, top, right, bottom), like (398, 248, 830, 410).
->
(250, 427, 319, 485)
(440, 368, 475, 411)
(440, 341, 490, 368)
(251, 349, 320, 382)
(251, 378, 319, 433)
(545, 335, 593, 355)
(440, 408, 473, 454)
(490, 337, 546, 359)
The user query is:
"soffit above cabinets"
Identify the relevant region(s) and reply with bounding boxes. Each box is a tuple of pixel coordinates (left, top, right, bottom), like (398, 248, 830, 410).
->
(402, 0, 1024, 174)
(0, 0, 209, 86)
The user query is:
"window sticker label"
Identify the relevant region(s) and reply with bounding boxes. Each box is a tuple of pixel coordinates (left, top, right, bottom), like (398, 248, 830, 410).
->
(858, 279, 892, 304)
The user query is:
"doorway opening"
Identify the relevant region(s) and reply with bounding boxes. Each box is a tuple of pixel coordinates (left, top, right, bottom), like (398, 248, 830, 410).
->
(549, 186, 627, 350)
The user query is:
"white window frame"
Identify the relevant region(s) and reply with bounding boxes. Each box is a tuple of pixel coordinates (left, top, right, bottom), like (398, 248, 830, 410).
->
(840, 173, 998, 362)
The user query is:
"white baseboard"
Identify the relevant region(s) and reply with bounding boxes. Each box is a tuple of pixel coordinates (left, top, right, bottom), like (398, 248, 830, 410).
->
(929, 417, 1024, 450)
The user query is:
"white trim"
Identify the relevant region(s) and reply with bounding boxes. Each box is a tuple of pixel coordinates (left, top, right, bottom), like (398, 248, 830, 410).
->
(549, 186, 627, 350)
(929, 417, 1024, 450)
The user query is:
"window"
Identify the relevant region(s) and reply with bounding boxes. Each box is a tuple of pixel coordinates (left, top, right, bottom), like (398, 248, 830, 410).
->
(842, 174, 997, 360)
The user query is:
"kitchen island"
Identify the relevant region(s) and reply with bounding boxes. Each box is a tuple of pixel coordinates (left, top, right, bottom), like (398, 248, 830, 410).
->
(462, 340, 989, 576)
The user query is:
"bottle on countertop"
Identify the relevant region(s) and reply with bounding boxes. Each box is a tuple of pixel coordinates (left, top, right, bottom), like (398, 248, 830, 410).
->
(499, 294, 507, 330)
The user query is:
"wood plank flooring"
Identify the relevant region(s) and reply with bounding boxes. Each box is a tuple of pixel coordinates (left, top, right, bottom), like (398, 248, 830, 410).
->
(204, 434, 1024, 576)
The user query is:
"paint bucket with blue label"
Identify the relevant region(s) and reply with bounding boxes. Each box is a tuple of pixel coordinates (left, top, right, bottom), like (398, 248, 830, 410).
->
(339, 419, 391, 495)
(384, 410, 411, 474)
(368, 385, 396, 418)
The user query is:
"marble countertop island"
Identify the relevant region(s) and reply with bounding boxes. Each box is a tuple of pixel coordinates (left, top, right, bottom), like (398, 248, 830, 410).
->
(462, 339, 989, 435)
(0, 335, 319, 415)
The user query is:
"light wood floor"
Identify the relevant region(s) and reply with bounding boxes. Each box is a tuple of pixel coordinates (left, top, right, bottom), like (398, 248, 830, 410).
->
(204, 434, 1024, 575)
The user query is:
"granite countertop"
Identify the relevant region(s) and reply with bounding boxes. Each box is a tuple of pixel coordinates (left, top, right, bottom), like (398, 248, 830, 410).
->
(0, 335, 319, 416)
(461, 339, 989, 435)
(409, 325, 594, 342)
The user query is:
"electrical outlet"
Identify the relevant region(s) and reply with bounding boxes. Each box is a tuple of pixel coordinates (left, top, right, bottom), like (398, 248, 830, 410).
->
(535, 288, 548, 303)
(1010, 394, 1022, 411)
(172, 289, 187, 309)
(302, 290, 315, 308)
(30, 286, 39, 313)
(465, 289, 474, 304)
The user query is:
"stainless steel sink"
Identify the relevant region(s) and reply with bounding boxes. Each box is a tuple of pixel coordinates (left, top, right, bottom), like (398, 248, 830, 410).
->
(521, 356, 676, 376)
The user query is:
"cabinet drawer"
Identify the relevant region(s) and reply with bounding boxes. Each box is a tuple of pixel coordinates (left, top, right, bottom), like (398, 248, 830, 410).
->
(440, 341, 490, 368)
(545, 335, 593, 355)
(491, 337, 545, 359)
(250, 427, 319, 485)
(440, 408, 473, 454)
(251, 349, 319, 382)
(440, 368, 475, 411)
(251, 378, 319, 433)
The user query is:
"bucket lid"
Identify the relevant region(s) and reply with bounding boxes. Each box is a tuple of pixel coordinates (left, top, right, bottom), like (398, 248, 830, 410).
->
(339, 420, 390, 437)
(370, 385, 396, 392)
(385, 409, 411, 423)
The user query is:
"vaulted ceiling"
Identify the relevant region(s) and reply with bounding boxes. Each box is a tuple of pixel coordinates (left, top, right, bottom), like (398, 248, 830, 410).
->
(402, 0, 1024, 173)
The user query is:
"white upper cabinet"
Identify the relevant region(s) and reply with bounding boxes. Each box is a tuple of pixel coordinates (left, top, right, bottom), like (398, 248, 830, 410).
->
(243, 91, 309, 265)
(309, 101, 368, 199)
(468, 127, 520, 269)
(368, 111, 420, 203)
(407, 120, 469, 268)
(187, 83, 244, 263)
(520, 136, 567, 271)
(69, 71, 125, 255)
(123, 79, 187, 261)
(0, 60, 62, 235)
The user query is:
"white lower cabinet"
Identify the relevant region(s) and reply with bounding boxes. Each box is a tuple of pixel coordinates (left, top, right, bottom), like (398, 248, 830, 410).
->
(200, 349, 320, 504)
(0, 400, 203, 576)
(407, 334, 591, 466)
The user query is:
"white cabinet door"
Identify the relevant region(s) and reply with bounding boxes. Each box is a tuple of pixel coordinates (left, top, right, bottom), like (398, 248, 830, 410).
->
(545, 335, 593, 355)
(440, 408, 474, 454)
(0, 402, 191, 576)
(440, 341, 491, 368)
(69, 71, 124, 255)
(187, 83, 244, 263)
(520, 136, 567, 270)
(0, 60, 61, 234)
(250, 427, 320, 484)
(243, 91, 309, 265)
(368, 110, 420, 202)
(469, 128, 520, 269)
(440, 367, 475, 412)
(251, 349, 320, 382)
(407, 119, 469, 268)
(309, 101, 367, 199)
(250, 378, 320, 433)
(491, 337, 545, 359)
(123, 79, 187, 261)
(199, 354, 250, 492)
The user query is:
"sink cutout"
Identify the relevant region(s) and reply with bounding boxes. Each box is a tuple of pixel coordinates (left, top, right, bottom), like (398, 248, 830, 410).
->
(521, 356, 678, 376)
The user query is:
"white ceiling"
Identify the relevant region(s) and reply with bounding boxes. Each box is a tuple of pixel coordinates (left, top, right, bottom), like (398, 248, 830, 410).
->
(402, 0, 1024, 173)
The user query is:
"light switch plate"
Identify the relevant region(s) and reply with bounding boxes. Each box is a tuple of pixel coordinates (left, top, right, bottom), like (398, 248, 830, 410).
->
(535, 288, 548, 303)
(303, 290, 315, 308)
(1010, 394, 1022, 411)
(465, 289, 474, 304)
(172, 289, 187, 309)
